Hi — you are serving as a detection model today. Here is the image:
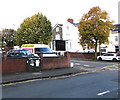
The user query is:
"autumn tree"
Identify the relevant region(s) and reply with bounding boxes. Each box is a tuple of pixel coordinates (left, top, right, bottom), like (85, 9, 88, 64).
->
(0, 29, 16, 48)
(15, 13, 52, 46)
(78, 6, 115, 58)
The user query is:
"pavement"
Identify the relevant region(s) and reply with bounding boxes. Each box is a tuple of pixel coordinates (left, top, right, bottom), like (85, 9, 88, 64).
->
(2, 66, 90, 84)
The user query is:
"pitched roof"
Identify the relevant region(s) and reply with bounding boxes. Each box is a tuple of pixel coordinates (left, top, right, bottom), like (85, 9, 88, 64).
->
(52, 23, 63, 30)
(113, 24, 120, 31)
(72, 23, 80, 27)
(68, 22, 80, 27)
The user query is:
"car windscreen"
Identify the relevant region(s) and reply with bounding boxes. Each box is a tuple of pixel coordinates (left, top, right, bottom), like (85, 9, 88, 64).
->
(7, 50, 20, 54)
(35, 48, 53, 53)
(20, 50, 32, 55)
(7, 50, 32, 56)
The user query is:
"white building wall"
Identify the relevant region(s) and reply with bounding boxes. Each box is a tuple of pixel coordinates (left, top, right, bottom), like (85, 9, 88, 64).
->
(100, 31, 119, 53)
(62, 22, 84, 52)
(53, 22, 119, 53)
(62, 22, 119, 53)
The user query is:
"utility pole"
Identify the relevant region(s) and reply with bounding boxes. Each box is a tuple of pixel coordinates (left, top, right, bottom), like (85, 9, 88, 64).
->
(118, 2, 120, 80)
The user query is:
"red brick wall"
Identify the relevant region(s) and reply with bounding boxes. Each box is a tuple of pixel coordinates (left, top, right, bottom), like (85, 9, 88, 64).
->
(65, 52, 98, 60)
(2, 52, 99, 74)
(71, 52, 94, 59)
(2, 53, 71, 73)
(2, 58, 27, 74)
(40, 52, 70, 70)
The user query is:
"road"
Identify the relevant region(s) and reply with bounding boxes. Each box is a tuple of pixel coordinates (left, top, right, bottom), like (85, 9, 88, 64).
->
(71, 60, 119, 68)
(2, 60, 119, 98)
(71, 60, 120, 71)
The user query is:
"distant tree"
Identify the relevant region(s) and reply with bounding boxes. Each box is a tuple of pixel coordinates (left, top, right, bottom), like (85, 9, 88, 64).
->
(15, 13, 52, 46)
(78, 6, 115, 58)
(0, 29, 16, 48)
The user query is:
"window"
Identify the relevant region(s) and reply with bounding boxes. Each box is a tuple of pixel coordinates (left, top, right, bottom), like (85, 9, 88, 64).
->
(115, 36, 118, 41)
(109, 54, 114, 56)
(103, 54, 108, 56)
(115, 46, 119, 52)
(56, 27, 59, 32)
(67, 26, 69, 30)
(55, 34, 60, 40)
(35, 48, 53, 53)
(100, 47, 106, 52)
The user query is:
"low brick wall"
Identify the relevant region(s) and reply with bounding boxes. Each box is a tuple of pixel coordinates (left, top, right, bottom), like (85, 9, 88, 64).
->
(2, 53, 71, 74)
(65, 52, 98, 60)
(40, 52, 71, 70)
(2, 58, 27, 74)
(2, 52, 100, 74)
(71, 52, 95, 60)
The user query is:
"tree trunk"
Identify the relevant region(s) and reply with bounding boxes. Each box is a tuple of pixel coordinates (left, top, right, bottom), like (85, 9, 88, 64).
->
(95, 40, 98, 59)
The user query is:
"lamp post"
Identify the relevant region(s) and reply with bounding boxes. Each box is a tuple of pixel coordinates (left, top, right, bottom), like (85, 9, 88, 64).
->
(118, 2, 120, 52)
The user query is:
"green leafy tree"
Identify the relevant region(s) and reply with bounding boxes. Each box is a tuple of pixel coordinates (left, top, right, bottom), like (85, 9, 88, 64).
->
(78, 6, 115, 58)
(0, 29, 16, 48)
(15, 13, 52, 46)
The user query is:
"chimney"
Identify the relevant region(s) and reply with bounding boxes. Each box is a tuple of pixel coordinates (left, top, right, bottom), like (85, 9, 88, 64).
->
(67, 18, 74, 23)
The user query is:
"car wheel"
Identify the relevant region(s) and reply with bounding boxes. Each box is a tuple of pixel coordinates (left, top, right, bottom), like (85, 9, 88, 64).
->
(98, 57, 102, 61)
(112, 58, 117, 62)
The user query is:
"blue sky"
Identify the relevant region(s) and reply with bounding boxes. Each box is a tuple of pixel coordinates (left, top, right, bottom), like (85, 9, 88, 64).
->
(0, 0, 119, 30)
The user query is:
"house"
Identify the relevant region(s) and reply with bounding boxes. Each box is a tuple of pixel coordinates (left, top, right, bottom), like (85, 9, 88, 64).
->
(115, 24, 120, 52)
(62, 19, 84, 52)
(100, 24, 120, 53)
(52, 19, 84, 52)
(52, 24, 63, 40)
(52, 19, 120, 53)
(51, 23, 67, 52)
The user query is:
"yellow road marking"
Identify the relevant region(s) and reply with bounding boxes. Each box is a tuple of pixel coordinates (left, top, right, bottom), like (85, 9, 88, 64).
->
(1, 72, 89, 87)
(101, 64, 120, 70)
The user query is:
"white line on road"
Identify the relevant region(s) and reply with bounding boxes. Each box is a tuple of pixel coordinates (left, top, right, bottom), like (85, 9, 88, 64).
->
(97, 90, 110, 96)
(75, 63, 81, 65)
(83, 65, 90, 67)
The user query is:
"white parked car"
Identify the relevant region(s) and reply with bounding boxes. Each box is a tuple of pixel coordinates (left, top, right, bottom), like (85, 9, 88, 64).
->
(97, 53, 120, 61)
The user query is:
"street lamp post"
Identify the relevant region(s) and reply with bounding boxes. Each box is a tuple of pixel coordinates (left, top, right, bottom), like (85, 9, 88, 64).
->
(118, 2, 120, 52)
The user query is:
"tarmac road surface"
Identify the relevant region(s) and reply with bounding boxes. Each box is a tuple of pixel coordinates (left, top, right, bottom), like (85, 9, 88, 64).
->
(2, 69, 119, 98)
(71, 60, 120, 71)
